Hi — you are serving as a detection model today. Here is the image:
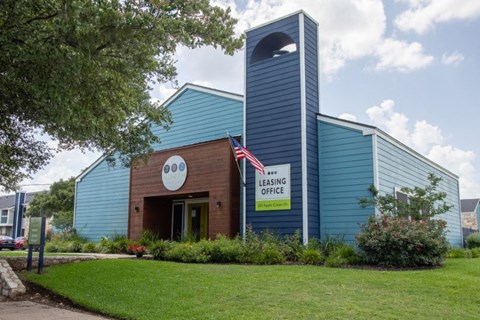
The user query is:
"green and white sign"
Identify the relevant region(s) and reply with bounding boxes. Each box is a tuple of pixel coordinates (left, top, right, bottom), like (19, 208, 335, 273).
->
(255, 164, 291, 211)
(28, 217, 42, 245)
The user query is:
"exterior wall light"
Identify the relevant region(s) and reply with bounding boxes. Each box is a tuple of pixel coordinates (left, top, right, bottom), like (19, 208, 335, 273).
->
(215, 201, 221, 208)
(134, 206, 139, 213)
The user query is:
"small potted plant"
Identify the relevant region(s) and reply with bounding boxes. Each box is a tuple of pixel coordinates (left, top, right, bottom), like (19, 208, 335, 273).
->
(128, 245, 146, 258)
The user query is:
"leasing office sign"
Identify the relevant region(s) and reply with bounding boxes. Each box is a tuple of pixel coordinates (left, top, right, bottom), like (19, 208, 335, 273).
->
(255, 164, 291, 211)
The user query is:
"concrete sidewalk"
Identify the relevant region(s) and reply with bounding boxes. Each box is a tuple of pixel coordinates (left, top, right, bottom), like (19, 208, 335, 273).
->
(0, 301, 113, 320)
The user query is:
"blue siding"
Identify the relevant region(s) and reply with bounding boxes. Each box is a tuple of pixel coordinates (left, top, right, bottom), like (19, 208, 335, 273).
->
(377, 136, 463, 246)
(318, 121, 375, 243)
(75, 159, 130, 241)
(245, 14, 303, 235)
(477, 206, 480, 231)
(150, 89, 243, 151)
(74, 88, 243, 241)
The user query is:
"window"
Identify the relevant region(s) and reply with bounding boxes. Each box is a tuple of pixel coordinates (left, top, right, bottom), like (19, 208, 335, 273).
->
(395, 190, 409, 204)
(1, 209, 8, 224)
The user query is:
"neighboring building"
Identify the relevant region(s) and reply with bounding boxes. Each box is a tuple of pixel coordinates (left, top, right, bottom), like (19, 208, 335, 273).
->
(74, 11, 463, 246)
(460, 199, 479, 239)
(0, 192, 40, 237)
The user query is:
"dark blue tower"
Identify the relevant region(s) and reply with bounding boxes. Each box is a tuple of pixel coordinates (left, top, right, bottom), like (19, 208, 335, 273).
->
(244, 11, 319, 242)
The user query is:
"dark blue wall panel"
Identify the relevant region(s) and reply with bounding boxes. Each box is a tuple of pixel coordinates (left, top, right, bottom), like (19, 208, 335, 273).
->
(245, 12, 319, 239)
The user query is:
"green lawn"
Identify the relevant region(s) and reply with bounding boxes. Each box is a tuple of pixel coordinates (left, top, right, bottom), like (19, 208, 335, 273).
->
(25, 259, 480, 320)
(0, 251, 78, 257)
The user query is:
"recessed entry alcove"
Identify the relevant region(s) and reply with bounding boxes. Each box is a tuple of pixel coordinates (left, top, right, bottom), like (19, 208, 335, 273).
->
(251, 32, 297, 64)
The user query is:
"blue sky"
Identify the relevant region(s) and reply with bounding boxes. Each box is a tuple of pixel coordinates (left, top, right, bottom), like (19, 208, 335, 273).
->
(15, 0, 480, 199)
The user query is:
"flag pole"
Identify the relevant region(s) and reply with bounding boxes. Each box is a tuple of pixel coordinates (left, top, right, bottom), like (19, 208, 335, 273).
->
(227, 133, 246, 186)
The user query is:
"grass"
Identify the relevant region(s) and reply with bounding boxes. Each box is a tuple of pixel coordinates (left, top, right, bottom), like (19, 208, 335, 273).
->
(0, 251, 78, 257)
(25, 259, 480, 320)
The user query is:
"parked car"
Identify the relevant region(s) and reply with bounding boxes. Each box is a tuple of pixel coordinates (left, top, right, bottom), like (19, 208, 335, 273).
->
(0, 236, 16, 250)
(15, 236, 27, 250)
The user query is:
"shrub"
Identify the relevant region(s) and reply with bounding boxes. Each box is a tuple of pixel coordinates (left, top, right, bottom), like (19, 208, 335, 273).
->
(66, 241, 83, 253)
(150, 240, 173, 260)
(465, 232, 480, 249)
(56, 241, 71, 252)
(332, 245, 361, 265)
(165, 242, 210, 263)
(356, 216, 449, 267)
(208, 235, 243, 263)
(317, 235, 346, 258)
(140, 229, 159, 246)
(281, 230, 304, 262)
(446, 248, 466, 258)
(325, 256, 348, 268)
(254, 243, 285, 265)
(471, 248, 480, 258)
(44, 242, 58, 253)
(81, 242, 98, 253)
(300, 249, 324, 265)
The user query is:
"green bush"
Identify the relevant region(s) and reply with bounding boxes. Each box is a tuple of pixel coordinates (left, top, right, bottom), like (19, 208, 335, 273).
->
(325, 256, 348, 268)
(165, 242, 210, 263)
(332, 245, 362, 265)
(471, 248, 480, 258)
(317, 235, 346, 258)
(356, 216, 449, 267)
(208, 235, 243, 263)
(465, 232, 480, 249)
(150, 240, 173, 260)
(281, 230, 304, 262)
(81, 242, 98, 253)
(300, 249, 324, 265)
(140, 229, 159, 246)
(254, 243, 285, 265)
(446, 248, 466, 258)
(44, 242, 58, 252)
(66, 241, 83, 253)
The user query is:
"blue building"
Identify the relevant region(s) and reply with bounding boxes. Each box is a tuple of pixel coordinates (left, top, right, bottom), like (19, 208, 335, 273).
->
(74, 11, 462, 246)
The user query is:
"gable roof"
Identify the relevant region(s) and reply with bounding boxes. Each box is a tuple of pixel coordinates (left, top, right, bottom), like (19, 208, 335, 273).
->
(461, 199, 480, 213)
(76, 83, 243, 183)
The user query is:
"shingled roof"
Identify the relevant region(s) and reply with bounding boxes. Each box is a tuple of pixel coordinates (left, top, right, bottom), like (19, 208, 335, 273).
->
(461, 199, 480, 213)
(0, 192, 42, 209)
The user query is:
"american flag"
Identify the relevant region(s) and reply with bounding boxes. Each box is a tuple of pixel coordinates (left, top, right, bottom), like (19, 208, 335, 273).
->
(229, 136, 265, 175)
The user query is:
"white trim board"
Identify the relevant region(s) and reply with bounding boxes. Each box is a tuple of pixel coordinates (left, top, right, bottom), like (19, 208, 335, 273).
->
(299, 13, 309, 244)
(245, 10, 318, 33)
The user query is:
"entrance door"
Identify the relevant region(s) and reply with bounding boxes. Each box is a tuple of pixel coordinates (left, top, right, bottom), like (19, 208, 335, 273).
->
(187, 202, 208, 240)
(171, 202, 184, 241)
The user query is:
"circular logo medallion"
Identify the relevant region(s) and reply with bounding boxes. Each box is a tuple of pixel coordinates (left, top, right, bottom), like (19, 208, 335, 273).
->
(162, 155, 187, 191)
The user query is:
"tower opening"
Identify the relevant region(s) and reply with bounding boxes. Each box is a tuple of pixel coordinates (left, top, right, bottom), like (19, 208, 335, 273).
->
(251, 32, 297, 64)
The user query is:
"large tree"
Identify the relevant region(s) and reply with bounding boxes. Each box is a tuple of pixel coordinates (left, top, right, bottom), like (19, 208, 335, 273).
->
(0, 0, 243, 191)
(27, 177, 75, 232)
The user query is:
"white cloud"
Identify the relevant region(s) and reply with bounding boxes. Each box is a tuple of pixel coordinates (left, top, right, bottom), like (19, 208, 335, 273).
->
(395, 0, 480, 34)
(338, 113, 357, 121)
(366, 99, 411, 143)
(207, 0, 387, 76)
(14, 149, 100, 195)
(442, 51, 465, 66)
(366, 99, 480, 198)
(411, 120, 443, 154)
(374, 38, 434, 72)
(428, 145, 479, 198)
